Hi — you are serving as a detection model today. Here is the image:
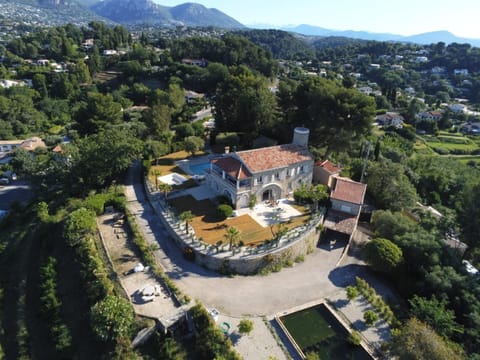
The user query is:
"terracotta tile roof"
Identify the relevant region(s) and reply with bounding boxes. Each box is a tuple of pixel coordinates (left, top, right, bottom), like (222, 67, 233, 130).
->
(315, 159, 341, 174)
(237, 144, 313, 173)
(324, 209, 357, 234)
(330, 177, 366, 205)
(52, 144, 63, 153)
(212, 157, 251, 180)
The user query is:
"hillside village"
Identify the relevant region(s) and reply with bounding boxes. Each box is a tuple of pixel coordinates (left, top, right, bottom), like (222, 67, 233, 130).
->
(0, 18, 480, 360)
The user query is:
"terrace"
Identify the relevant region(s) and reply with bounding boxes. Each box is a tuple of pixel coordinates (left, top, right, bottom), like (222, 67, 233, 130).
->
(168, 194, 310, 246)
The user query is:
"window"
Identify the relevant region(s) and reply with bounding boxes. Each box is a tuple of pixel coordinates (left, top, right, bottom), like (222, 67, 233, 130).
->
(286, 169, 291, 177)
(275, 172, 280, 180)
(257, 176, 263, 184)
(300, 165, 304, 173)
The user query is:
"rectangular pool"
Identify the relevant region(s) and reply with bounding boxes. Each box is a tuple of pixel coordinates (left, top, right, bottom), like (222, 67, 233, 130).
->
(189, 162, 211, 175)
(280, 304, 372, 360)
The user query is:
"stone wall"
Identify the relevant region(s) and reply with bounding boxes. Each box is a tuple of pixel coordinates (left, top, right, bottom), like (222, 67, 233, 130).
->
(144, 178, 323, 275)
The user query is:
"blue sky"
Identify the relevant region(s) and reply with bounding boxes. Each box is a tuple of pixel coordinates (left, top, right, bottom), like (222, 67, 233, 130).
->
(155, 0, 480, 38)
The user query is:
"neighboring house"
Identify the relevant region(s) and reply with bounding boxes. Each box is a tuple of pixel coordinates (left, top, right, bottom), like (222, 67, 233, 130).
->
(0, 137, 46, 163)
(416, 110, 443, 122)
(329, 177, 367, 217)
(185, 90, 204, 103)
(103, 50, 118, 56)
(431, 66, 446, 74)
(82, 38, 94, 49)
(414, 56, 429, 63)
(206, 128, 314, 209)
(374, 112, 404, 128)
(181, 58, 207, 67)
(454, 68, 469, 76)
(313, 160, 341, 189)
(0, 140, 23, 158)
(449, 103, 467, 113)
(460, 122, 480, 135)
(358, 86, 373, 95)
(0, 79, 26, 88)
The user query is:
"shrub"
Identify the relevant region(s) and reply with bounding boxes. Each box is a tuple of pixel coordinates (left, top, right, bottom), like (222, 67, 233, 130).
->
(364, 310, 379, 326)
(238, 319, 254, 335)
(348, 331, 362, 346)
(346, 286, 359, 301)
(217, 204, 233, 219)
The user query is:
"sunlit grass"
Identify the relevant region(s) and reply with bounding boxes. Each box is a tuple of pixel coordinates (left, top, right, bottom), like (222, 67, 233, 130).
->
(168, 195, 310, 246)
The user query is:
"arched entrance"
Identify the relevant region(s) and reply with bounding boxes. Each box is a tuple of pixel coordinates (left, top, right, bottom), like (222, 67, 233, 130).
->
(258, 184, 282, 203)
(262, 189, 273, 202)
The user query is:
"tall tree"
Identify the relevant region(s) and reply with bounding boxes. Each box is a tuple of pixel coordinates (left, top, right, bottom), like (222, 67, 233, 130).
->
(71, 128, 142, 192)
(288, 77, 375, 156)
(213, 71, 278, 143)
(363, 238, 403, 274)
(388, 318, 463, 360)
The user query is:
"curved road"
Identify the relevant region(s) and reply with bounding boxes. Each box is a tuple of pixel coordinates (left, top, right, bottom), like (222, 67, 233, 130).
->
(125, 161, 368, 317)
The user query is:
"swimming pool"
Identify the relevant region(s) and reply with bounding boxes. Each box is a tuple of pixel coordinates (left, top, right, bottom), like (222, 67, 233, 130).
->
(189, 162, 211, 175)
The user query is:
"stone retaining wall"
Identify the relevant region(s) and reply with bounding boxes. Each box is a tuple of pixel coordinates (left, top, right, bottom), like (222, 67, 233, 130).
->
(145, 178, 323, 275)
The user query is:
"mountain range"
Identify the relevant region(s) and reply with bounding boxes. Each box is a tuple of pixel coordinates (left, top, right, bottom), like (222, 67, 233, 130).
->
(3, 0, 480, 47)
(278, 24, 480, 47)
(90, 0, 244, 28)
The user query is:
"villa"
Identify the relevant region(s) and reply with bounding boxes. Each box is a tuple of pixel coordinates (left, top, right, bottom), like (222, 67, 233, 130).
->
(205, 128, 314, 209)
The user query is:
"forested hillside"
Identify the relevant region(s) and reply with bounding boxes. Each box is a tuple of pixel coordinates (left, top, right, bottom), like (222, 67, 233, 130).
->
(1, 24, 480, 359)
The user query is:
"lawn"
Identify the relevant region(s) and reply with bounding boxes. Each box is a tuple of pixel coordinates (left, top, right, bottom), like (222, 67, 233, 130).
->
(419, 134, 480, 154)
(148, 150, 207, 185)
(168, 195, 310, 246)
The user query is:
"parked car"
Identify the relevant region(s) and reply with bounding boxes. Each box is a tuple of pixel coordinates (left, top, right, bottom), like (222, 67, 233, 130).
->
(0, 178, 9, 185)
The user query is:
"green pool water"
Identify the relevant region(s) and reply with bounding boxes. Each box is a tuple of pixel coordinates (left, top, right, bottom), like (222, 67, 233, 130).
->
(280, 304, 372, 360)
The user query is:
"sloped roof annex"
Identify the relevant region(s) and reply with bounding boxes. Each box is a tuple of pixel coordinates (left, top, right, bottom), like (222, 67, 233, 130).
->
(236, 144, 313, 173)
(212, 157, 251, 180)
(331, 177, 367, 205)
(314, 159, 341, 174)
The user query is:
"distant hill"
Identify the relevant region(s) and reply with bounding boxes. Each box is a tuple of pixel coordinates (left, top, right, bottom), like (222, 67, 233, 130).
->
(0, 0, 112, 26)
(91, 0, 244, 28)
(280, 24, 480, 47)
(234, 29, 315, 60)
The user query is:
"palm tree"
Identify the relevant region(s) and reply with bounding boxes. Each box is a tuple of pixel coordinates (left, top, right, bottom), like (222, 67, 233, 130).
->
(179, 210, 194, 234)
(224, 226, 241, 251)
(158, 182, 173, 199)
(151, 169, 161, 190)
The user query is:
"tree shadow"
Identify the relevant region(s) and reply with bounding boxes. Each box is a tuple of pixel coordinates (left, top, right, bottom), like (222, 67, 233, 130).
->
(331, 298, 349, 308)
(328, 264, 369, 288)
(229, 332, 241, 345)
(351, 319, 368, 332)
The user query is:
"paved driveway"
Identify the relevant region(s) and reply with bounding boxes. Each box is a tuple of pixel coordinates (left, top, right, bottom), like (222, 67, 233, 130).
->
(125, 162, 391, 359)
(125, 162, 360, 317)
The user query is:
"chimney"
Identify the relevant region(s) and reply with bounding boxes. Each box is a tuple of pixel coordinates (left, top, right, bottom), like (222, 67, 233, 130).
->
(292, 127, 310, 147)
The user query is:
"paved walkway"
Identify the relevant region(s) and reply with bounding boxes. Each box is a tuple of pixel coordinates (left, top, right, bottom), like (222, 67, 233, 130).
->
(124, 161, 392, 359)
(97, 213, 183, 324)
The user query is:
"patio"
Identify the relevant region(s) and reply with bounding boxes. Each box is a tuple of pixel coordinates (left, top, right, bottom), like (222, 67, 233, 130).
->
(235, 199, 302, 227)
(168, 194, 310, 246)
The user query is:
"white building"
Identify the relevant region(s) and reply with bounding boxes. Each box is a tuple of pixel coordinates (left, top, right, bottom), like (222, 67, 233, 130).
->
(206, 128, 314, 209)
